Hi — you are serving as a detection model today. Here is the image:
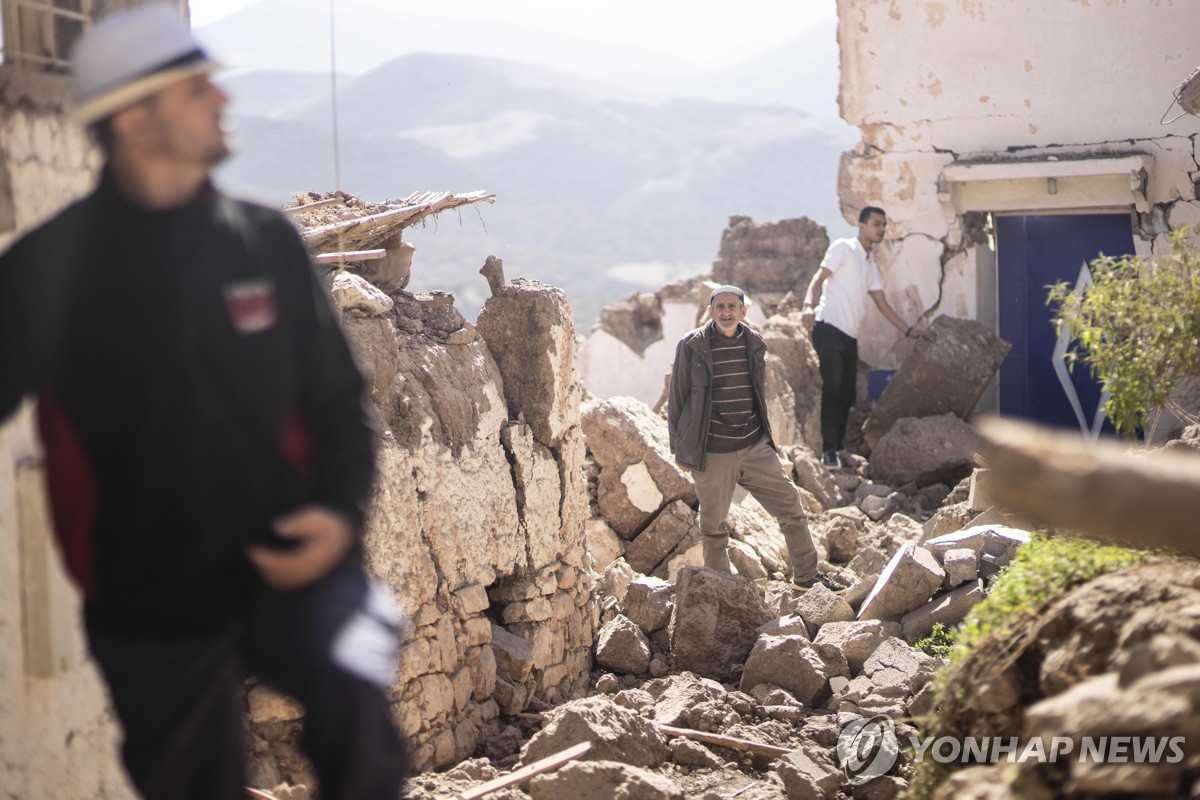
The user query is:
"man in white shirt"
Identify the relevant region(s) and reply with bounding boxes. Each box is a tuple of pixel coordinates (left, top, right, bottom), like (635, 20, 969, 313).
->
(800, 206, 926, 468)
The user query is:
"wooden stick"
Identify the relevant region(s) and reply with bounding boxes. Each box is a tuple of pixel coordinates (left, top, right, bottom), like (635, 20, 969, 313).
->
(976, 416, 1200, 556)
(658, 725, 793, 759)
(458, 741, 592, 799)
(283, 196, 346, 216)
(312, 249, 387, 263)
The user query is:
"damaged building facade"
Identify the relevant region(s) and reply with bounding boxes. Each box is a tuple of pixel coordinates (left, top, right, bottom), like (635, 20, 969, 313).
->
(836, 0, 1200, 434)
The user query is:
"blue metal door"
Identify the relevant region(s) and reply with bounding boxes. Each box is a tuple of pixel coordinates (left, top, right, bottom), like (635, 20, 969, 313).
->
(995, 214, 1135, 436)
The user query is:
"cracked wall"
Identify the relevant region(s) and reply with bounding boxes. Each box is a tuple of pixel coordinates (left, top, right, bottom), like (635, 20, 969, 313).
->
(243, 277, 596, 782)
(836, 0, 1200, 368)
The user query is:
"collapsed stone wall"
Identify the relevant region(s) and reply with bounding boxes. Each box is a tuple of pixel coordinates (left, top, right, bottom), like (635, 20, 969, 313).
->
(247, 269, 596, 782)
(579, 217, 830, 451)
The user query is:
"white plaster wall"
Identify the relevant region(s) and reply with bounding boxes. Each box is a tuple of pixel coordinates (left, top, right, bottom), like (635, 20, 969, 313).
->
(839, 0, 1200, 151)
(836, 0, 1200, 367)
(580, 297, 770, 405)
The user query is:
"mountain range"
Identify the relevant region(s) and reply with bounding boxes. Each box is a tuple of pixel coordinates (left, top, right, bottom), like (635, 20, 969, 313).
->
(200, 1, 856, 325)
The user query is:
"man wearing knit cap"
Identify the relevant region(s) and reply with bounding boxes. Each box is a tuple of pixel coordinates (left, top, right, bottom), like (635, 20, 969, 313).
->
(0, 5, 406, 799)
(667, 285, 845, 591)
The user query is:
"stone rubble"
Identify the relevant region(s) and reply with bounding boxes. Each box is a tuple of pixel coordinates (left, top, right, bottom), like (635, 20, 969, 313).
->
(259, 234, 1200, 800)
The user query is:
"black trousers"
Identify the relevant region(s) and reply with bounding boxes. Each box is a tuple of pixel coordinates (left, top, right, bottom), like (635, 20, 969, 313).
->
(85, 556, 408, 800)
(811, 320, 859, 453)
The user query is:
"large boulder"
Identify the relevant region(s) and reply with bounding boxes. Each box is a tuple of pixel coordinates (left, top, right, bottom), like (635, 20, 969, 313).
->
(476, 278, 580, 448)
(625, 501, 698, 575)
(740, 635, 849, 704)
(581, 397, 695, 537)
(595, 615, 652, 676)
(520, 696, 670, 767)
(868, 413, 982, 488)
(669, 568, 773, 681)
(862, 315, 1011, 450)
(858, 544, 945, 622)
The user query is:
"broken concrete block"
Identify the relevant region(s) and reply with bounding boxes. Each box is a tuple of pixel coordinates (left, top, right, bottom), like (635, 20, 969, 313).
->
(728, 537, 771, 580)
(868, 413, 982, 488)
(863, 637, 941, 695)
(582, 397, 695, 536)
(941, 547, 978, 589)
(596, 292, 664, 356)
(776, 741, 846, 800)
(596, 559, 636, 606)
(848, 546, 889, 578)
(920, 501, 974, 542)
(491, 624, 534, 683)
(812, 620, 897, 674)
(858, 544, 945, 622)
(859, 492, 902, 522)
(862, 315, 1011, 450)
(793, 447, 843, 509)
(740, 635, 849, 705)
(669, 738, 725, 769)
(584, 517, 624, 572)
(757, 613, 811, 639)
(330, 271, 394, 317)
(476, 278, 581, 447)
(647, 672, 727, 727)
(924, 525, 1031, 573)
(669, 568, 773, 681)
(624, 501, 696, 575)
(595, 614, 652, 675)
(821, 516, 859, 563)
(521, 696, 670, 767)
(900, 579, 985, 641)
(794, 584, 855, 633)
(619, 576, 674, 634)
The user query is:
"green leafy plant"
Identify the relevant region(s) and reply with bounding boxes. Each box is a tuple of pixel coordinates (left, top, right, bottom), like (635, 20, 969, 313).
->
(913, 622, 956, 659)
(906, 532, 1148, 800)
(1048, 227, 1200, 438)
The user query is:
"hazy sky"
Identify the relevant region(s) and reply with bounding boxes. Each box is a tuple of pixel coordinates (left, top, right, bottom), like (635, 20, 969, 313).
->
(189, 0, 836, 69)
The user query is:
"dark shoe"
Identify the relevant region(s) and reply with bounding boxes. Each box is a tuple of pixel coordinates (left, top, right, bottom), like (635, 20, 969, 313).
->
(821, 449, 842, 469)
(794, 571, 848, 593)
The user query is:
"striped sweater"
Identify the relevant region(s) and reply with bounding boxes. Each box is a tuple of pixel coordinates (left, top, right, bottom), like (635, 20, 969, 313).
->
(705, 325, 763, 453)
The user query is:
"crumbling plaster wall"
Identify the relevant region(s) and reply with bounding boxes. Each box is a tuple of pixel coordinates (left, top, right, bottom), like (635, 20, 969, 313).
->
(836, 0, 1200, 367)
(246, 277, 596, 783)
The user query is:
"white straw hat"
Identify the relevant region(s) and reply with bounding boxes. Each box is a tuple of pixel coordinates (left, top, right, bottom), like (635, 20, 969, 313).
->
(70, 3, 219, 124)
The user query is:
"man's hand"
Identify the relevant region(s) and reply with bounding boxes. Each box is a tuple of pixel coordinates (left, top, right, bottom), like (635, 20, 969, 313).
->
(247, 506, 355, 591)
(800, 306, 815, 331)
(906, 325, 935, 341)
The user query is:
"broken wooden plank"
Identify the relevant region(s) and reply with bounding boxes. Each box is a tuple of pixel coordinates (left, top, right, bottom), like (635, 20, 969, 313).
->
(313, 249, 387, 263)
(975, 416, 1200, 556)
(458, 741, 591, 799)
(283, 196, 346, 216)
(658, 725, 792, 758)
(301, 190, 495, 248)
(245, 788, 281, 800)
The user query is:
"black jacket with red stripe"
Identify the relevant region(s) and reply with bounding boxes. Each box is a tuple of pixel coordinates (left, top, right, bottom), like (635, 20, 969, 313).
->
(0, 173, 375, 631)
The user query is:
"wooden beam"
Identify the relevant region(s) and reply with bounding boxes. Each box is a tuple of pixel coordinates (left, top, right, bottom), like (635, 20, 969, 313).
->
(658, 725, 793, 759)
(283, 197, 346, 216)
(975, 417, 1200, 556)
(312, 249, 387, 263)
(458, 741, 591, 799)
